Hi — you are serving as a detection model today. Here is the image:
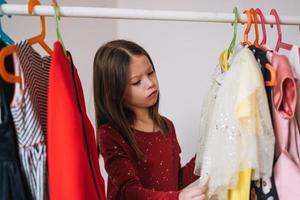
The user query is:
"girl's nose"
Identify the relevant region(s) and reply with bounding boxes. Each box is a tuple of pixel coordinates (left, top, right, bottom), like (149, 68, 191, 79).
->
(145, 77, 154, 88)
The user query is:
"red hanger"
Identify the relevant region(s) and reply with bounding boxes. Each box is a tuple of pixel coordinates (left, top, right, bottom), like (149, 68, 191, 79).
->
(255, 8, 267, 45)
(270, 9, 292, 52)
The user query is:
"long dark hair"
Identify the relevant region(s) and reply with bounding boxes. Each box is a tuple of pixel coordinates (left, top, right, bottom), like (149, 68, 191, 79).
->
(93, 40, 169, 159)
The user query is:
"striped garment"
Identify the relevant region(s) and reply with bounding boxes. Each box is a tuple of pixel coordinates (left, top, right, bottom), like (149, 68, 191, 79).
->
(10, 41, 51, 200)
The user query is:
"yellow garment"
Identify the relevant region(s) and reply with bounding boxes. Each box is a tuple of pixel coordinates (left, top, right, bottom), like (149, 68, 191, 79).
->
(219, 49, 229, 72)
(228, 169, 251, 200)
(237, 93, 262, 136)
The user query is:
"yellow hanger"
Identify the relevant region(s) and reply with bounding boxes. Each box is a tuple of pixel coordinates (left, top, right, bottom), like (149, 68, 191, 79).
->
(0, 0, 52, 83)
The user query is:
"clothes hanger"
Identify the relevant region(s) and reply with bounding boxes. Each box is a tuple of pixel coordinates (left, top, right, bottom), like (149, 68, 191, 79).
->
(0, 0, 53, 83)
(252, 8, 276, 86)
(249, 8, 260, 48)
(270, 9, 293, 52)
(219, 7, 239, 72)
(0, 0, 14, 45)
(255, 8, 267, 45)
(52, 0, 66, 55)
(265, 63, 277, 86)
(245, 9, 276, 86)
(27, 0, 53, 55)
(227, 7, 239, 59)
(242, 8, 260, 47)
(242, 9, 253, 46)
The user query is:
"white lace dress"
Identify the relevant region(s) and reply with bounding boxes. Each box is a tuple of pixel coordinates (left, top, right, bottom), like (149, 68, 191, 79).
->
(195, 48, 275, 200)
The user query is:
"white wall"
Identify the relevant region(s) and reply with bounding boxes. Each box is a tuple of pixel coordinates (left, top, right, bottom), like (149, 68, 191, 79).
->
(4, 0, 300, 191)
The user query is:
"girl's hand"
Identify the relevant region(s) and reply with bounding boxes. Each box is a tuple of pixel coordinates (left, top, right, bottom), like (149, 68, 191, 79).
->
(179, 184, 208, 200)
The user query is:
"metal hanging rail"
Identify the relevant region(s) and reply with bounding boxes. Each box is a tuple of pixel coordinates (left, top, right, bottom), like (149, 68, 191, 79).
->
(1, 4, 300, 25)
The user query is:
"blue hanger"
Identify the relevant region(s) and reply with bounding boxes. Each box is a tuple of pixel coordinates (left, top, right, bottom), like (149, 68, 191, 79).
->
(0, 0, 13, 44)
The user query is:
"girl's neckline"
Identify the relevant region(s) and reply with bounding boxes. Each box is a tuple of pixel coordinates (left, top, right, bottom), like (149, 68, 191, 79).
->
(134, 128, 161, 134)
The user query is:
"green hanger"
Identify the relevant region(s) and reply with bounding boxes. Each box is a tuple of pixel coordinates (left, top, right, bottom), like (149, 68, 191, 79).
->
(227, 7, 239, 59)
(53, 4, 66, 54)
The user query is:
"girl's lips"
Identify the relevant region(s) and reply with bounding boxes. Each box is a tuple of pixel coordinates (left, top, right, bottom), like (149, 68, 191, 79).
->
(148, 90, 158, 97)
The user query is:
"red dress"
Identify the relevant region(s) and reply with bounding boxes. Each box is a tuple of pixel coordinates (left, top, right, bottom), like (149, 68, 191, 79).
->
(99, 119, 198, 200)
(48, 41, 106, 200)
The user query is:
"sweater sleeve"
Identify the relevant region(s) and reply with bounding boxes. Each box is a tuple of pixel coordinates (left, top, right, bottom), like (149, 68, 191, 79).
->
(99, 126, 180, 200)
(167, 120, 199, 189)
(178, 155, 199, 189)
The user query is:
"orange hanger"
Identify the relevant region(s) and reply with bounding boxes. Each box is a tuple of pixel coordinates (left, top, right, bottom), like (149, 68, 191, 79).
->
(255, 8, 267, 45)
(0, 0, 52, 83)
(244, 9, 276, 86)
(242, 9, 252, 46)
(242, 8, 260, 47)
(252, 9, 276, 86)
(265, 63, 277, 86)
(270, 9, 292, 52)
(27, 0, 52, 54)
(249, 8, 259, 48)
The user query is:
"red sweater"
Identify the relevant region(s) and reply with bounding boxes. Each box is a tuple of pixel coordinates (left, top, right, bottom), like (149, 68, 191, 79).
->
(99, 119, 199, 200)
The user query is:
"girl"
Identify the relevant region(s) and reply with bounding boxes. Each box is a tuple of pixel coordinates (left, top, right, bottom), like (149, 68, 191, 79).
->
(93, 39, 207, 200)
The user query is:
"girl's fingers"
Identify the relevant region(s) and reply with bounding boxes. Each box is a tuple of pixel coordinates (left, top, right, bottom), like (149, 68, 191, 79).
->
(189, 185, 208, 198)
(192, 194, 206, 200)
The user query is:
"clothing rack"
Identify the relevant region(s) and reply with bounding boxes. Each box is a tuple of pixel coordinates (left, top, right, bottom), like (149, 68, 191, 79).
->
(1, 4, 300, 25)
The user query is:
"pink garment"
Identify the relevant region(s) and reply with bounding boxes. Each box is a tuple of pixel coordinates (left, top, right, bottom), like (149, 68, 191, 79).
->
(269, 52, 300, 200)
(288, 45, 300, 134)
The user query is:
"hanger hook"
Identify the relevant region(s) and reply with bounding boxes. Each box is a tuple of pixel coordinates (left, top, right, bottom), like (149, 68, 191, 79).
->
(28, 0, 40, 15)
(0, 0, 14, 44)
(270, 9, 282, 51)
(0, 0, 11, 18)
(255, 8, 267, 45)
(250, 8, 259, 47)
(242, 9, 252, 46)
(52, 0, 66, 54)
(228, 7, 239, 56)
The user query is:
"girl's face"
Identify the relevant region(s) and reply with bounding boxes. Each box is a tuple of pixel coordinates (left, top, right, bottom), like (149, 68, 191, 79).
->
(124, 55, 159, 112)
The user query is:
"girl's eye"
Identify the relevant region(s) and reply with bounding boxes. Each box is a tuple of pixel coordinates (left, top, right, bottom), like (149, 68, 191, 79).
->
(132, 80, 141, 86)
(148, 71, 154, 76)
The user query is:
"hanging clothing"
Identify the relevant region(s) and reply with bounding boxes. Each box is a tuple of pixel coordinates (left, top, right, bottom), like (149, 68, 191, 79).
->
(10, 52, 48, 200)
(194, 66, 222, 176)
(288, 45, 300, 129)
(0, 40, 15, 104)
(13, 40, 50, 200)
(0, 39, 32, 199)
(195, 47, 275, 200)
(227, 170, 251, 200)
(99, 119, 198, 200)
(16, 41, 51, 136)
(267, 51, 300, 200)
(248, 45, 273, 114)
(47, 41, 106, 200)
(248, 45, 279, 200)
